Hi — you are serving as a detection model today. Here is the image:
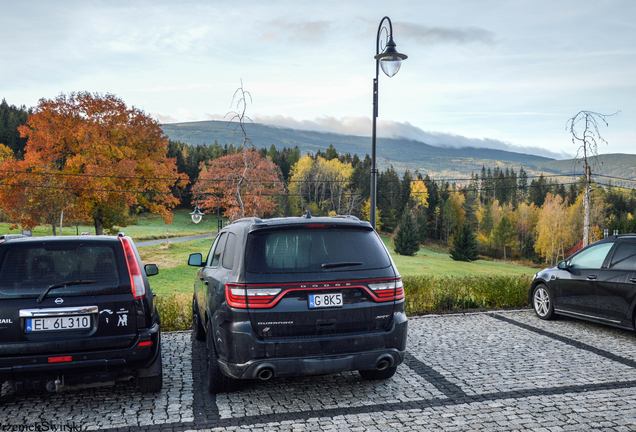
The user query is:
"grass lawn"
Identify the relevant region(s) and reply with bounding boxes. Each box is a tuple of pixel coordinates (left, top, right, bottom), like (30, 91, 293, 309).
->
(381, 238, 537, 278)
(0, 209, 225, 241)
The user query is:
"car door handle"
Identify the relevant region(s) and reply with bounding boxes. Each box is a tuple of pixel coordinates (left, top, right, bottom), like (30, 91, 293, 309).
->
(587, 275, 597, 280)
(200, 277, 205, 281)
(630, 278, 636, 283)
(204, 281, 209, 285)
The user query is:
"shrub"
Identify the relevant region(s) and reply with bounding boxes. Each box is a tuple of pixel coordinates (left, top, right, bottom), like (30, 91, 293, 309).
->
(155, 293, 192, 331)
(402, 275, 531, 315)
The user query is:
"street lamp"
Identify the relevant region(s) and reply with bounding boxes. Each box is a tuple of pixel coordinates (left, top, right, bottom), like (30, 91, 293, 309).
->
(190, 193, 223, 232)
(370, 16, 407, 231)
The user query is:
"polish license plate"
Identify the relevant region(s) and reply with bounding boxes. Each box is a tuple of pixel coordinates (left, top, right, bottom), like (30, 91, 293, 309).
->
(309, 293, 343, 308)
(26, 315, 91, 332)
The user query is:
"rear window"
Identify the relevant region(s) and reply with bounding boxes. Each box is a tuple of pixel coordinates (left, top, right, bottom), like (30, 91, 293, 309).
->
(245, 227, 391, 274)
(0, 241, 123, 298)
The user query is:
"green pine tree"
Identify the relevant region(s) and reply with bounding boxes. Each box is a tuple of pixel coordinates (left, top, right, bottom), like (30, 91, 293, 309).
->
(394, 209, 420, 256)
(450, 222, 479, 262)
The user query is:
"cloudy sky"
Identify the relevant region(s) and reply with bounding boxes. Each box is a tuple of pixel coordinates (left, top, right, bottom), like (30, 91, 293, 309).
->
(2, 0, 634, 159)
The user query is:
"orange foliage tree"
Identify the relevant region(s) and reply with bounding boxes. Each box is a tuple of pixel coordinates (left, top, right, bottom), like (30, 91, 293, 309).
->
(193, 149, 284, 221)
(0, 92, 188, 234)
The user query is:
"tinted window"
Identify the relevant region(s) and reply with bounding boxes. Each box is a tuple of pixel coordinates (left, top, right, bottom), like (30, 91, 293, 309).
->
(222, 233, 237, 270)
(569, 242, 614, 269)
(609, 242, 636, 270)
(208, 233, 227, 268)
(0, 242, 122, 297)
(245, 228, 391, 273)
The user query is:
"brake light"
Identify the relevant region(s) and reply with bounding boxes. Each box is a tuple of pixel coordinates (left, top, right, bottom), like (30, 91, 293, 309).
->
(226, 284, 282, 308)
(48, 356, 72, 363)
(119, 237, 146, 299)
(368, 278, 404, 301)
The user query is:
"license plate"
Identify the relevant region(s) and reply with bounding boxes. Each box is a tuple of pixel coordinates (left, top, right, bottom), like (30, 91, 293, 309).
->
(309, 293, 343, 308)
(26, 315, 91, 332)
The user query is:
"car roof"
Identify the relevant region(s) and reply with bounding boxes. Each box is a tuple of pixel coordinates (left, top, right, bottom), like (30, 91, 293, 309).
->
(0, 235, 123, 245)
(230, 214, 371, 231)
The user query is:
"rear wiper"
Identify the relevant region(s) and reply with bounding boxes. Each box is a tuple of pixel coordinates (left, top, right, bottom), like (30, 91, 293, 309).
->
(37, 280, 97, 303)
(321, 262, 363, 269)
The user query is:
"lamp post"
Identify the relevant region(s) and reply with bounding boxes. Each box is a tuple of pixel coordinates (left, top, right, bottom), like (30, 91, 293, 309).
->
(370, 16, 407, 231)
(190, 193, 223, 232)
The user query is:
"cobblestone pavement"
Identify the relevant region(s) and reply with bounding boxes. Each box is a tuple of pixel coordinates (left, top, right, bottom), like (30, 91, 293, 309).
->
(3, 310, 636, 431)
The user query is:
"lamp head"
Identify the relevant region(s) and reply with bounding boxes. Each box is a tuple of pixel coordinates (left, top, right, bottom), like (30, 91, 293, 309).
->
(375, 36, 407, 77)
(190, 205, 204, 224)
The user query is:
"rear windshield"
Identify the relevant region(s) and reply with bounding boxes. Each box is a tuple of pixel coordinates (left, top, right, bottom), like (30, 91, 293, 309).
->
(245, 227, 391, 274)
(0, 241, 123, 298)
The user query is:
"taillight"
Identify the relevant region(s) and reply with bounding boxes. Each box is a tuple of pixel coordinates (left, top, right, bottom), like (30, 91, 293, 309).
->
(119, 237, 146, 299)
(226, 278, 404, 309)
(368, 278, 404, 302)
(226, 284, 282, 308)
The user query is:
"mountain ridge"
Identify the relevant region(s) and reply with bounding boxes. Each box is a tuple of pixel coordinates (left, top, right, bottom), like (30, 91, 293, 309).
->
(160, 121, 636, 182)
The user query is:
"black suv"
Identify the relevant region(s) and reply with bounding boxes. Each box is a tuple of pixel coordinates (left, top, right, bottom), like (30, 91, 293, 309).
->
(530, 234, 636, 329)
(188, 214, 408, 393)
(0, 234, 162, 394)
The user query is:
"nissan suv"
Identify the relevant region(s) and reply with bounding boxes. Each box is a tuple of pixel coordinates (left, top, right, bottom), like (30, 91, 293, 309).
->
(188, 214, 408, 394)
(0, 234, 162, 394)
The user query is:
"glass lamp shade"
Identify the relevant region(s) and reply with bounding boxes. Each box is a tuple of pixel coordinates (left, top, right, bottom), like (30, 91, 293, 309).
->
(190, 206, 204, 224)
(380, 57, 402, 77)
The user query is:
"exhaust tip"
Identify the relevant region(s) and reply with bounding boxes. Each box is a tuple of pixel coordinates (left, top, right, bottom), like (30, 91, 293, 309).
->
(257, 367, 274, 381)
(377, 359, 391, 371)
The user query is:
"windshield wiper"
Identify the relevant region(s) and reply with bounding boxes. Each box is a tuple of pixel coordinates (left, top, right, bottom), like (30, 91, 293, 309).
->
(321, 262, 363, 270)
(37, 280, 97, 303)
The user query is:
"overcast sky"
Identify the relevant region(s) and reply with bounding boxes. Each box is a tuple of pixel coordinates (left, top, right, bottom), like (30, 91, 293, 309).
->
(1, 0, 634, 159)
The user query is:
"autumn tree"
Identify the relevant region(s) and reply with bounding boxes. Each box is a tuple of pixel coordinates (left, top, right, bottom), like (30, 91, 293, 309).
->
(288, 155, 356, 216)
(534, 193, 575, 264)
(0, 92, 187, 234)
(193, 149, 284, 221)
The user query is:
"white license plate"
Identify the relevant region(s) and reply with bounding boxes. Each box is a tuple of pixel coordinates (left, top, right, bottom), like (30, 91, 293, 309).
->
(26, 315, 91, 332)
(309, 293, 343, 308)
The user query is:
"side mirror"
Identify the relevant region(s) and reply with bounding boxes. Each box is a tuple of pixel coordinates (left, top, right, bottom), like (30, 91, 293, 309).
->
(188, 253, 203, 267)
(144, 263, 159, 277)
(557, 261, 569, 270)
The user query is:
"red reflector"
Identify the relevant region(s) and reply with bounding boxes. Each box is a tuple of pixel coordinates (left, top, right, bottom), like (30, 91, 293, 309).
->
(138, 341, 152, 347)
(48, 356, 72, 363)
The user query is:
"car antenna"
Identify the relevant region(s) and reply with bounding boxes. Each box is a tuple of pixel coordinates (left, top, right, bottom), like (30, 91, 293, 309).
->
(302, 210, 312, 219)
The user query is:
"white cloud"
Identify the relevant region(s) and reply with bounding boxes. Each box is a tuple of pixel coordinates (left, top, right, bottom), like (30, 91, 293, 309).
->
(149, 112, 180, 124)
(253, 114, 570, 159)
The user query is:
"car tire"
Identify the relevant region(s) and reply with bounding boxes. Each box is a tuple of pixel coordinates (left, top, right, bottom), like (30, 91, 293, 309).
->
(193, 296, 206, 342)
(533, 283, 557, 320)
(358, 366, 397, 381)
(138, 353, 163, 393)
(206, 321, 234, 394)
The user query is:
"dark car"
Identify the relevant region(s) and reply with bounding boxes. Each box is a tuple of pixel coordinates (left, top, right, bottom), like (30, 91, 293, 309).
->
(0, 234, 162, 394)
(530, 234, 636, 328)
(188, 214, 408, 394)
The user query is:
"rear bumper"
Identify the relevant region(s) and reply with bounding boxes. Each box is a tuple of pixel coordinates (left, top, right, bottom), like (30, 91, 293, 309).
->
(221, 348, 405, 379)
(217, 311, 408, 379)
(0, 324, 160, 388)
